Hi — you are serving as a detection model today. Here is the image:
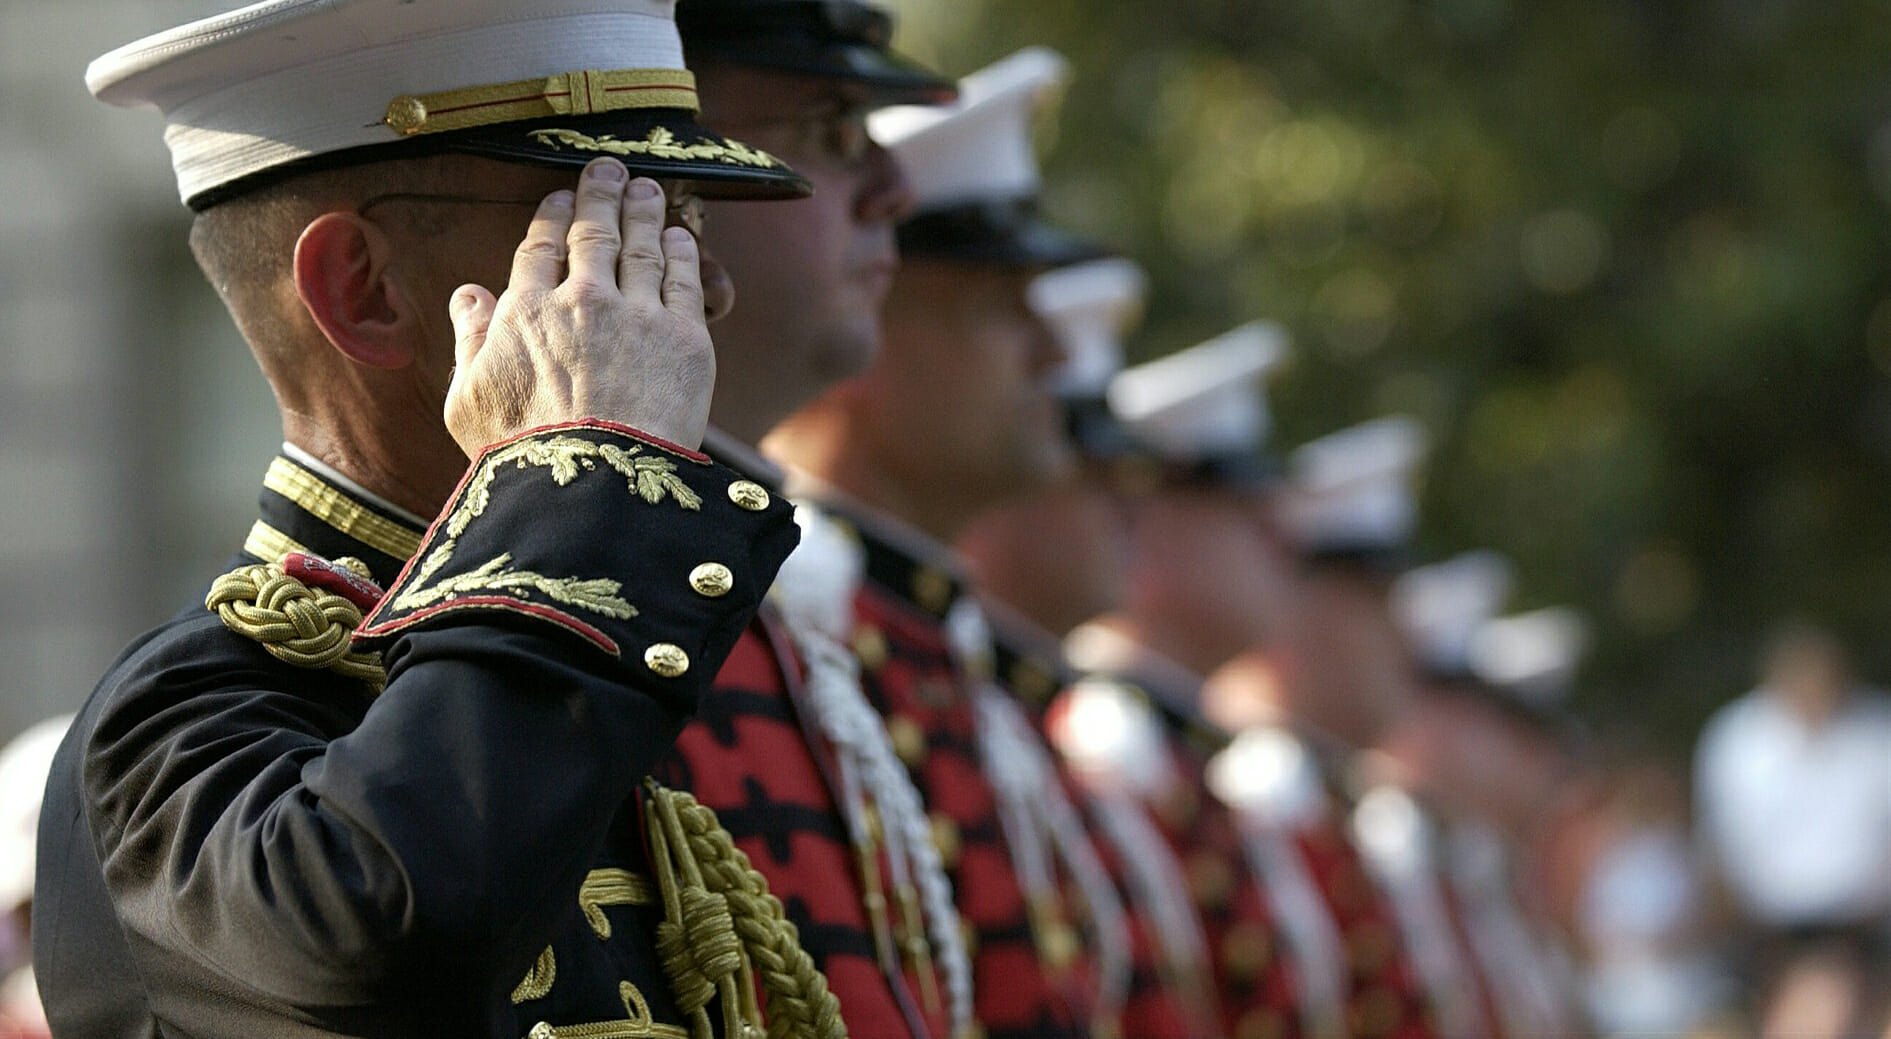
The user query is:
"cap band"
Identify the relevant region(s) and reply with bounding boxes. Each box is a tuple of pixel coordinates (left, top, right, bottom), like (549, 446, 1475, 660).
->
(385, 67, 699, 136)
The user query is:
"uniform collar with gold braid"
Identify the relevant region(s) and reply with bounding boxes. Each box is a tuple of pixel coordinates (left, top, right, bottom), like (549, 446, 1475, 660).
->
(241, 450, 426, 590)
(210, 452, 430, 694)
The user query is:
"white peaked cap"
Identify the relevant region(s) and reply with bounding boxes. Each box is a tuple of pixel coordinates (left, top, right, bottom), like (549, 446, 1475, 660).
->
(1284, 415, 1428, 553)
(87, 0, 691, 205)
(0, 715, 73, 909)
(1392, 550, 1515, 675)
(1470, 606, 1589, 706)
(1029, 258, 1148, 398)
(869, 46, 1069, 210)
(1107, 322, 1290, 461)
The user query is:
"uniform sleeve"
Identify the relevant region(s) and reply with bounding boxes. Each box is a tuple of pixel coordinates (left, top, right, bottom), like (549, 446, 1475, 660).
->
(83, 422, 798, 1014)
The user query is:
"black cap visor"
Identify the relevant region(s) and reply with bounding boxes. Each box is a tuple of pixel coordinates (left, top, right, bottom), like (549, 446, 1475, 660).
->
(690, 37, 956, 106)
(1064, 395, 1139, 463)
(1303, 541, 1412, 578)
(1064, 395, 1284, 493)
(898, 200, 1108, 268)
(1165, 450, 1282, 491)
(188, 107, 809, 211)
(449, 108, 811, 200)
(680, 0, 956, 106)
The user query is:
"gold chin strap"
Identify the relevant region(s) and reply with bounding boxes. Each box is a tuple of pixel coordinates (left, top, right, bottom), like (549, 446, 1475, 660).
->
(644, 780, 848, 1039)
(206, 557, 386, 692)
(384, 68, 699, 137)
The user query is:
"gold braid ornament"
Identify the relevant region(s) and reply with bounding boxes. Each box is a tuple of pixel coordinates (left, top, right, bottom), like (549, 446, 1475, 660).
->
(206, 558, 386, 692)
(644, 781, 847, 1039)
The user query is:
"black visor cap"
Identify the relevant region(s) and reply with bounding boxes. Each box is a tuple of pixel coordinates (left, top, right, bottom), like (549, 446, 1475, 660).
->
(680, 0, 956, 106)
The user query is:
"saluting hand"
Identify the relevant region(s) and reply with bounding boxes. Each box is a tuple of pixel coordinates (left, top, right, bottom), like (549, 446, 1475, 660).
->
(443, 157, 715, 455)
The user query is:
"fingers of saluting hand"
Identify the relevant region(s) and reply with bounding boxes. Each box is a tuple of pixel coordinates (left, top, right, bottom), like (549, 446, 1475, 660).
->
(508, 190, 575, 292)
(565, 159, 630, 291)
(659, 226, 704, 318)
(616, 175, 670, 294)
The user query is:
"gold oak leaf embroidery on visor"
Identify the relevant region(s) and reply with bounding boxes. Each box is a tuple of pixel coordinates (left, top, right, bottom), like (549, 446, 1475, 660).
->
(529, 127, 783, 169)
(388, 436, 704, 617)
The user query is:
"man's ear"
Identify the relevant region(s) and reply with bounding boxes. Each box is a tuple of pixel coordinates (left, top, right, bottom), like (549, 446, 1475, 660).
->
(292, 212, 419, 369)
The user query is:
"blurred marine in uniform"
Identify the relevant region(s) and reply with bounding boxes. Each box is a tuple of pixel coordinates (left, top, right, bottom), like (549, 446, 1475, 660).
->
(1392, 558, 1597, 1038)
(1202, 416, 1452, 1039)
(962, 305, 1325, 1038)
(766, 47, 1153, 1039)
(35, 1, 821, 1036)
(664, 3, 983, 1037)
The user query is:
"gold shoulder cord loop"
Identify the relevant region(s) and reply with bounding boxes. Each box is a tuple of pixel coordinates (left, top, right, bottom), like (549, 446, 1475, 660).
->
(644, 781, 847, 1039)
(206, 558, 386, 692)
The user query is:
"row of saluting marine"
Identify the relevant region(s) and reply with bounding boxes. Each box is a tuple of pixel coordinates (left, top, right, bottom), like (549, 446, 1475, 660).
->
(29, 1, 1588, 1038)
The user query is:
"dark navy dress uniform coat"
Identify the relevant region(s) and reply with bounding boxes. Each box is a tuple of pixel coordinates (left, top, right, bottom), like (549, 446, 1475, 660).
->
(34, 422, 798, 1039)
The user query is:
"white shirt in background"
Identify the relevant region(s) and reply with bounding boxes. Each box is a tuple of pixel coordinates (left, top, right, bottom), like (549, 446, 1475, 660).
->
(1694, 689, 1891, 926)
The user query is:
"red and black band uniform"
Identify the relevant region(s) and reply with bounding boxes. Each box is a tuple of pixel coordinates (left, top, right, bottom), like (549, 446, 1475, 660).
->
(992, 630, 1309, 1039)
(838, 512, 1096, 1039)
(651, 446, 952, 1039)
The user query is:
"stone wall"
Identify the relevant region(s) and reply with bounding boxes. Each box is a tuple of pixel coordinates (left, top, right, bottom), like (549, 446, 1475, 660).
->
(0, 1, 278, 738)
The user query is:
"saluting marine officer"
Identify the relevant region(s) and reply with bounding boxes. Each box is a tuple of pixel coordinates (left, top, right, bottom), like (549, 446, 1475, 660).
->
(33, 1, 828, 1036)
(1388, 562, 1594, 1038)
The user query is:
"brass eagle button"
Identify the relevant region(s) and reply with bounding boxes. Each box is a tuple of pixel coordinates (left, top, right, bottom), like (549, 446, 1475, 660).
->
(643, 643, 690, 678)
(887, 715, 927, 767)
(929, 812, 961, 868)
(911, 565, 954, 616)
(383, 95, 429, 135)
(689, 563, 734, 598)
(727, 481, 771, 511)
(851, 624, 889, 671)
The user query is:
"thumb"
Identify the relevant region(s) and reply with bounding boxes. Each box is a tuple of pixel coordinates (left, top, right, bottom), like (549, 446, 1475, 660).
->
(446, 284, 496, 391)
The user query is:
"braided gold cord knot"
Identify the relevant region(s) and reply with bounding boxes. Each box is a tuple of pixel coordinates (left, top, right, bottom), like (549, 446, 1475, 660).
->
(655, 916, 719, 1016)
(657, 887, 744, 1015)
(645, 782, 847, 1039)
(206, 562, 386, 691)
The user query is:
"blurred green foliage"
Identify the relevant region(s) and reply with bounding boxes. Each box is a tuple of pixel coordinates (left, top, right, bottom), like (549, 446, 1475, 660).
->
(890, 0, 1891, 754)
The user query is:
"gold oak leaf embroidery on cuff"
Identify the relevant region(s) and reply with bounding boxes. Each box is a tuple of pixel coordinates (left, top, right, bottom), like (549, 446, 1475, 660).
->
(386, 434, 709, 619)
(388, 550, 635, 617)
(457, 436, 704, 535)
